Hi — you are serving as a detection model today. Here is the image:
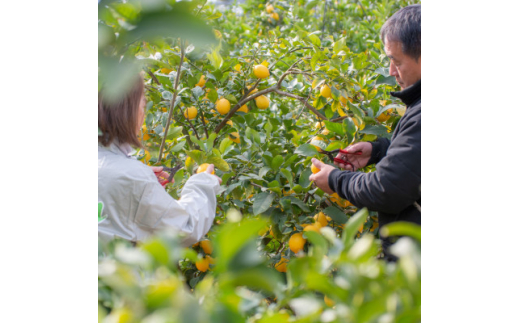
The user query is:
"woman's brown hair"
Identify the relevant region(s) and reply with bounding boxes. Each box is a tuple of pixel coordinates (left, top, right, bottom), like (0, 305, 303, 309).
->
(98, 75, 144, 148)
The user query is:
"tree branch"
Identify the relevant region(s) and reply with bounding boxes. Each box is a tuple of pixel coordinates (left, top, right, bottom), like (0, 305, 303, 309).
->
(158, 40, 185, 162)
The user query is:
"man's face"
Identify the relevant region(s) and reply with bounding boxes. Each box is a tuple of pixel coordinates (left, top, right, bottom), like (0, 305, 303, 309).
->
(384, 37, 421, 89)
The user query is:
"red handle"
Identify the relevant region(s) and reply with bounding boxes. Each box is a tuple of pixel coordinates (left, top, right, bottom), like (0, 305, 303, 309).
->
(334, 157, 354, 166)
(338, 149, 362, 155)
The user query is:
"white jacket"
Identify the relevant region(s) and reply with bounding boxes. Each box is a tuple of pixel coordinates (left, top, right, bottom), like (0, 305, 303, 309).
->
(98, 141, 220, 246)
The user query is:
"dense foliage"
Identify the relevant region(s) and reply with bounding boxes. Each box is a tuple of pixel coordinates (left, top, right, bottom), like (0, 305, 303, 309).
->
(98, 0, 420, 322)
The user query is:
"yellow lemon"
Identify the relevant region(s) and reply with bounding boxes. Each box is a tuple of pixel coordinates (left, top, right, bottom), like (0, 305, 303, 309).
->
(289, 233, 306, 253)
(303, 224, 321, 233)
(324, 295, 335, 307)
(255, 95, 270, 109)
(340, 96, 348, 105)
(314, 121, 326, 129)
(321, 128, 330, 135)
(195, 75, 206, 87)
(184, 106, 198, 120)
(311, 164, 320, 174)
(314, 212, 328, 227)
(271, 12, 279, 21)
(196, 163, 215, 175)
(141, 125, 151, 141)
(226, 120, 233, 126)
(141, 150, 151, 164)
(376, 110, 391, 122)
(229, 131, 240, 143)
(320, 85, 331, 98)
(266, 4, 274, 13)
(237, 104, 249, 113)
(253, 65, 270, 79)
(275, 257, 288, 273)
(216, 98, 231, 115)
(195, 256, 210, 272)
(161, 68, 173, 74)
(200, 240, 213, 254)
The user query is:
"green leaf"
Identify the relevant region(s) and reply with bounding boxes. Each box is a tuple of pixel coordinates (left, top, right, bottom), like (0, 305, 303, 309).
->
(207, 156, 230, 172)
(308, 33, 321, 47)
(280, 169, 293, 184)
(299, 167, 313, 188)
(166, 126, 183, 139)
(187, 150, 204, 165)
(169, 141, 186, 153)
(271, 155, 284, 171)
(213, 218, 268, 271)
(253, 192, 275, 215)
(288, 196, 310, 212)
(380, 221, 421, 242)
(324, 121, 345, 136)
(323, 206, 349, 223)
(120, 5, 217, 47)
(359, 125, 391, 137)
(294, 144, 319, 157)
(219, 137, 233, 155)
(342, 208, 369, 245)
(207, 88, 218, 103)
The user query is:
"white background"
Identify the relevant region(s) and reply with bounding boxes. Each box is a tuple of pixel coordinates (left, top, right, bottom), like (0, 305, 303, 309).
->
(1, 1, 519, 322)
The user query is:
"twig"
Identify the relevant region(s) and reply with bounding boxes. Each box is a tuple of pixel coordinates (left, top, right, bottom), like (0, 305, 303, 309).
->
(274, 89, 327, 120)
(158, 40, 186, 162)
(147, 70, 161, 85)
(320, 0, 327, 41)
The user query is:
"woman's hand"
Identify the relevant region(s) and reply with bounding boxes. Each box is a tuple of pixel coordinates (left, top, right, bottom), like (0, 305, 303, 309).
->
(150, 166, 174, 187)
(205, 164, 222, 184)
(334, 142, 372, 171)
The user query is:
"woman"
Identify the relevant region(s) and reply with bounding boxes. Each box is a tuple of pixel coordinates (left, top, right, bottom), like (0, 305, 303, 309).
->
(98, 74, 221, 246)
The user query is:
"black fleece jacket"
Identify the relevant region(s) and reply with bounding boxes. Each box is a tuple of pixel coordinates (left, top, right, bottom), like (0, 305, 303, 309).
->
(328, 80, 421, 259)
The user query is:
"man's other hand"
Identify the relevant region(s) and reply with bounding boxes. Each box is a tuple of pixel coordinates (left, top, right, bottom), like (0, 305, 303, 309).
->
(308, 158, 335, 194)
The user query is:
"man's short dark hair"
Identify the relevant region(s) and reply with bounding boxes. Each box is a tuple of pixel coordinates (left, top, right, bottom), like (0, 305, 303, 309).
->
(381, 4, 421, 61)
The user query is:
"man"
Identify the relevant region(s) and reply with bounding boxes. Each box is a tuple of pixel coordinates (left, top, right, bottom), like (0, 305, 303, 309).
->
(309, 4, 421, 261)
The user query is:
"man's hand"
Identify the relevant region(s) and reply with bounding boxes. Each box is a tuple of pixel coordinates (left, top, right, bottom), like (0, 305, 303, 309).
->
(334, 142, 372, 171)
(308, 158, 335, 194)
(205, 164, 222, 184)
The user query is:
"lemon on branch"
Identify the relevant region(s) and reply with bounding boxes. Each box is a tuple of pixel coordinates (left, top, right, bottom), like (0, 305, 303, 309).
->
(255, 95, 270, 109)
(253, 65, 270, 79)
(195, 256, 210, 272)
(237, 104, 249, 113)
(266, 4, 274, 13)
(183, 106, 198, 120)
(271, 12, 279, 21)
(216, 98, 231, 115)
(200, 240, 213, 254)
(314, 212, 328, 227)
(196, 163, 215, 174)
(377, 110, 391, 122)
(195, 75, 206, 87)
(311, 163, 320, 174)
(229, 131, 240, 143)
(275, 257, 288, 273)
(320, 85, 331, 98)
(289, 233, 306, 253)
(141, 124, 151, 140)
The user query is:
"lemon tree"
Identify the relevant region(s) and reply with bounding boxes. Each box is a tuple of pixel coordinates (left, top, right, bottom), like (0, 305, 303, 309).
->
(99, 0, 421, 322)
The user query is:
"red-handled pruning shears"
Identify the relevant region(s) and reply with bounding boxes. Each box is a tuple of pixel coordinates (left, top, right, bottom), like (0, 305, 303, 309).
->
(155, 164, 182, 187)
(318, 149, 362, 168)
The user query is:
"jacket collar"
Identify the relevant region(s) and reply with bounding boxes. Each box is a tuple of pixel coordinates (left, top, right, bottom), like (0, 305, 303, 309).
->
(99, 139, 135, 157)
(390, 79, 421, 107)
